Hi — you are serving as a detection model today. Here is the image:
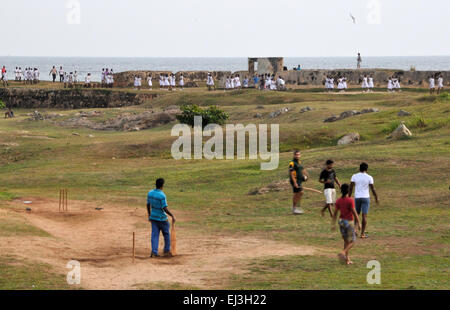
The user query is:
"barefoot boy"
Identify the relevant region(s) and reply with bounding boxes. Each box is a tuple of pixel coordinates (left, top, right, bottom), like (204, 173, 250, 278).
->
(319, 159, 341, 217)
(332, 184, 361, 265)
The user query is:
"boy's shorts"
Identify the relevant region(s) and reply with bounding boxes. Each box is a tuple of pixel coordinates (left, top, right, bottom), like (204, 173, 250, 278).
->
(339, 219, 356, 243)
(290, 181, 303, 193)
(355, 198, 370, 215)
(324, 188, 336, 204)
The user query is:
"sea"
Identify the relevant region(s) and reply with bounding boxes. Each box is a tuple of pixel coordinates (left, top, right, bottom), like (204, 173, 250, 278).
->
(1, 56, 449, 82)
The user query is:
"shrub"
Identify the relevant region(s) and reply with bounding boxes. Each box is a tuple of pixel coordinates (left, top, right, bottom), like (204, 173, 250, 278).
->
(0, 100, 5, 109)
(176, 105, 229, 128)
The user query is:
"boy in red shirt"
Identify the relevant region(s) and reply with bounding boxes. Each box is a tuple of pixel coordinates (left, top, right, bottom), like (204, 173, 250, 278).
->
(332, 184, 361, 265)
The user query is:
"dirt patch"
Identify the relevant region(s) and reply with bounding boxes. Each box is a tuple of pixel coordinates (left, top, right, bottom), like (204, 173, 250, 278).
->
(248, 180, 291, 195)
(1, 197, 318, 290)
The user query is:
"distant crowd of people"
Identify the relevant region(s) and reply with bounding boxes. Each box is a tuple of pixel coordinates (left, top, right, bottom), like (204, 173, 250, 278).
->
(0, 63, 445, 95)
(133, 73, 186, 91)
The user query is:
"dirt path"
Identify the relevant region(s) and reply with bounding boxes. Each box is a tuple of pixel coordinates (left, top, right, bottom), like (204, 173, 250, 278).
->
(2, 197, 318, 290)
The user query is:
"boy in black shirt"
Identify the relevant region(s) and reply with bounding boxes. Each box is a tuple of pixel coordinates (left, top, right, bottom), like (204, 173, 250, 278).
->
(289, 150, 309, 215)
(319, 159, 341, 217)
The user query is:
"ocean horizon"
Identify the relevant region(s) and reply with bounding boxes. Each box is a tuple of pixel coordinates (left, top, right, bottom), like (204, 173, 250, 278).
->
(1, 56, 449, 82)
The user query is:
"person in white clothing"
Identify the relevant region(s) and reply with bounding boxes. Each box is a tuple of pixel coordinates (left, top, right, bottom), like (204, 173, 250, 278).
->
(33, 68, 40, 84)
(147, 75, 153, 89)
(368, 75, 374, 92)
(84, 73, 92, 87)
(437, 75, 444, 94)
(206, 73, 214, 91)
(179, 74, 184, 90)
(362, 75, 369, 92)
(329, 77, 334, 91)
(59, 66, 64, 83)
(158, 75, 163, 89)
(337, 78, 345, 92)
(225, 76, 231, 90)
(235, 75, 241, 89)
(394, 78, 401, 91)
(429, 76, 435, 95)
(349, 162, 379, 239)
(325, 77, 330, 92)
(387, 77, 394, 92)
(171, 74, 176, 89)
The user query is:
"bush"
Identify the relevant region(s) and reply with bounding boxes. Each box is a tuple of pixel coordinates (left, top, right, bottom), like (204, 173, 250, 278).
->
(176, 105, 229, 128)
(0, 100, 5, 109)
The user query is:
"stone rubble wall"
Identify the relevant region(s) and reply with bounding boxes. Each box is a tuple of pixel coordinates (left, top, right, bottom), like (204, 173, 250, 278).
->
(0, 88, 156, 109)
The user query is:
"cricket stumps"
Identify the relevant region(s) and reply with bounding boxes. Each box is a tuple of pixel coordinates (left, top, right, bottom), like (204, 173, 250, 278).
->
(59, 189, 68, 212)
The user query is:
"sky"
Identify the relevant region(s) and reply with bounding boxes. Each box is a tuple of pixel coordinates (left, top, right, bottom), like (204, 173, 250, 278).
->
(1, 0, 449, 57)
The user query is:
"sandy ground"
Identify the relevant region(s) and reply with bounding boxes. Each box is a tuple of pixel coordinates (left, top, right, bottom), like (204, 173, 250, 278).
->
(1, 197, 317, 290)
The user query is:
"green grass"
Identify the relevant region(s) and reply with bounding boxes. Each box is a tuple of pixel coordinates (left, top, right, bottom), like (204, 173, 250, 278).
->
(0, 85, 449, 289)
(0, 256, 75, 290)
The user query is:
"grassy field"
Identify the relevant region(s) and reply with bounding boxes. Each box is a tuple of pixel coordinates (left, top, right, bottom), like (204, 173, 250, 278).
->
(0, 85, 449, 290)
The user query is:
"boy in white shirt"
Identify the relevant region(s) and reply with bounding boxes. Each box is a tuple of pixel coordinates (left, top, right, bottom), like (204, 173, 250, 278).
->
(349, 162, 379, 239)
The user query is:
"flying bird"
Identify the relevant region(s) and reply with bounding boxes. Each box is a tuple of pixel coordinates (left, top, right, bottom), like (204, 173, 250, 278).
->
(350, 13, 356, 24)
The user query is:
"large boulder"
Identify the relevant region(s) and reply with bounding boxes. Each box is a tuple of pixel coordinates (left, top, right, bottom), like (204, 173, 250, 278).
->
(389, 123, 412, 139)
(338, 132, 360, 145)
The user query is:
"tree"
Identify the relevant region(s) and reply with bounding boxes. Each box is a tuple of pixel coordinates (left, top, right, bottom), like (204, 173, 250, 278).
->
(176, 105, 229, 128)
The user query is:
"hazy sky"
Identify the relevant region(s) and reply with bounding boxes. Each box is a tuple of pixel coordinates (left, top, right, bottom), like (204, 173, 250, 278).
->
(1, 0, 449, 57)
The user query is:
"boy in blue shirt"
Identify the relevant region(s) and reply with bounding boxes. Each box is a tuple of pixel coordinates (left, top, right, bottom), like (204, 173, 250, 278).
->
(147, 178, 176, 258)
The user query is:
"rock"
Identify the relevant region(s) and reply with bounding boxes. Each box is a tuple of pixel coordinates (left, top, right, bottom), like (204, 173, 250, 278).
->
(324, 115, 339, 123)
(339, 110, 359, 119)
(72, 132, 80, 136)
(300, 106, 313, 113)
(26, 208, 32, 212)
(269, 107, 290, 118)
(389, 123, 412, 139)
(254, 113, 263, 118)
(324, 108, 379, 122)
(397, 110, 411, 116)
(361, 108, 379, 114)
(88, 134, 94, 138)
(338, 132, 361, 145)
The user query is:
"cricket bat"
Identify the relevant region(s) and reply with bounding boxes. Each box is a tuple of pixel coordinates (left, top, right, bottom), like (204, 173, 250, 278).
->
(303, 187, 323, 194)
(171, 220, 177, 256)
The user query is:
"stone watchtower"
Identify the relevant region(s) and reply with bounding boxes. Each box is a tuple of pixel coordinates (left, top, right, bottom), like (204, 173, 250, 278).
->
(248, 57, 284, 75)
